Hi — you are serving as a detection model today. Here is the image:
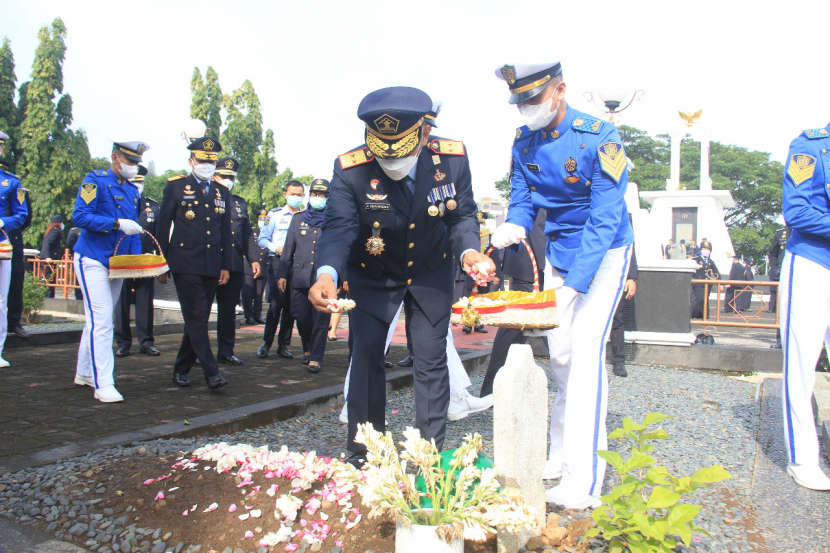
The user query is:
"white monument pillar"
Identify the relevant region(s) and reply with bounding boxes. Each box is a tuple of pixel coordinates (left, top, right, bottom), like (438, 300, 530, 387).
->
(666, 132, 684, 191)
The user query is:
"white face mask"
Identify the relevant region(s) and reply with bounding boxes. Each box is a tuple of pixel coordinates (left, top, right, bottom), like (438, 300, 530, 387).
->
(376, 155, 419, 181)
(192, 161, 216, 181)
(134, 181, 144, 195)
(116, 159, 139, 180)
(217, 177, 234, 191)
(519, 95, 559, 131)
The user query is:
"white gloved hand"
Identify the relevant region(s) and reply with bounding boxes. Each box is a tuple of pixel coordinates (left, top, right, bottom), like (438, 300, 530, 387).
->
(491, 222, 527, 249)
(117, 219, 144, 235)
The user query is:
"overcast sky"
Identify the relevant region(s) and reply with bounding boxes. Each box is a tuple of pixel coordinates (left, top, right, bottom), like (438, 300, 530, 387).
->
(5, 0, 829, 200)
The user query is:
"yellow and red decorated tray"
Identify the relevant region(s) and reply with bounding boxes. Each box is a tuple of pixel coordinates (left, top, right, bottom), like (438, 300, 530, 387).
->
(108, 232, 169, 279)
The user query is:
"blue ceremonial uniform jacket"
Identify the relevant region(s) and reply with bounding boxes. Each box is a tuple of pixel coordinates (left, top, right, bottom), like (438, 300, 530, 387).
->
(505, 107, 633, 293)
(782, 123, 830, 271)
(0, 165, 29, 238)
(72, 168, 141, 268)
(316, 137, 480, 325)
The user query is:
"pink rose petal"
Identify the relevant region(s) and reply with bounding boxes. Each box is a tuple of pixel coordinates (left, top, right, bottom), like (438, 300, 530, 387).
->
(229, 504, 237, 513)
(335, 540, 343, 547)
(284, 545, 298, 552)
(154, 492, 164, 501)
(181, 510, 189, 516)
(300, 519, 308, 527)
(143, 479, 155, 485)
(245, 530, 254, 538)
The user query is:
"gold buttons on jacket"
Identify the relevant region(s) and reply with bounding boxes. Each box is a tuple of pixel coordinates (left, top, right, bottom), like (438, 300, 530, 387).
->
(312, 240, 316, 244)
(180, 243, 184, 247)
(523, 149, 529, 154)
(310, 261, 314, 265)
(206, 217, 210, 221)
(207, 245, 210, 248)
(585, 180, 592, 187)
(407, 279, 412, 285)
(408, 261, 413, 267)
(361, 263, 366, 268)
(443, 253, 447, 258)
(409, 223, 415, 229)
(310, 250, 314, 254)
(531, 187, 537, 191)
(373, 222, 380, 228)
(207, 231, 211, 234)
(409, 243, 414, 248)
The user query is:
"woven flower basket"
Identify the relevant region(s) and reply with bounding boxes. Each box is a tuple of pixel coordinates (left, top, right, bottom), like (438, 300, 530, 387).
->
(451, 239, 558, 330)
(108, 231, 168, 279)
(0, 230, 11, 260)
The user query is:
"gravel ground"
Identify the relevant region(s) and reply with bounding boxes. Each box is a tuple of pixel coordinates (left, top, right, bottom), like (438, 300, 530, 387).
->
(0, 361, 763, 553)
(20, 321, 85, 334)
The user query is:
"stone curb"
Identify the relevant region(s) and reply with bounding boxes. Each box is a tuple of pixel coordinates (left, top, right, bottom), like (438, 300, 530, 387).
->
(0, 515, 90, 552)
(5, 322, 218, 350)
(0, 349, 491, 475)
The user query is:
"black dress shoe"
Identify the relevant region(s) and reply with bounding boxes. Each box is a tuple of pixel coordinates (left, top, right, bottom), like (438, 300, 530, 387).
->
(462, 327, 472, 334)
(115, 347, 130, 357)
(397, 354, 414, 367)
(245, 318, 255, 325)
(346, 453, 367, 470)
(173, 373, 191, 387)
(302, 354, 310, 365)
(253, 317, 266, 324)
(139, 346, 161, 356)
(193, 358, 201, 366)
(10, 325, 29, 338)
(612, 363, 628, 377)
(219, 355, 244, 365)
(384, 360, 393, 368)
(257, 342, 270, 358)
(308, 364, 321, 374)
(474, 325, 488, 333)
(327, 336, 338, 342)
(276, 345, 294, 359)
(206, 374, 228, 391)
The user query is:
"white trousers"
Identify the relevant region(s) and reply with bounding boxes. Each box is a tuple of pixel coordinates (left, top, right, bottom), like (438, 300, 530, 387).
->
(780, 251, 830, 467)
(343, 301, 471, 399)
(0, 258, 10, 357)
(545, 245, 631, 497)
(75, 256, 123, 389)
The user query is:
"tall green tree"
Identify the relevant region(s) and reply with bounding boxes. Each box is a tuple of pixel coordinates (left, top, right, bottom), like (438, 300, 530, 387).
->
(17, 18, 90, 245)
(494, 172, 510, 200)
(0, 38, 16, 160)
(189, 66, 222, 138)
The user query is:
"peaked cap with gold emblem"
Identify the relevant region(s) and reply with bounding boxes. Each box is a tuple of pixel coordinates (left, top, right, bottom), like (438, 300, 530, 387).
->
(187, 136, 222, 161)
(111, 139, 150, 162)
(133, 164, 148, 183)
(215, 157, 240, 177)
(424, 100, 442, 128)
(357, 86, 432, 160)
(310, 178, 330, 194)
(494, 60, 564, 104)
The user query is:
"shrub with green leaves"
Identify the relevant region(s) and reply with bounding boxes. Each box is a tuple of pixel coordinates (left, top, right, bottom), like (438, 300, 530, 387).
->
(585, 413, 731, 553)
(23, 276, 48, 323)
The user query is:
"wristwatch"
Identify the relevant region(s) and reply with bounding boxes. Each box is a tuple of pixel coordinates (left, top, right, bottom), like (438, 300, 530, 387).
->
(112, 220, 120, 231)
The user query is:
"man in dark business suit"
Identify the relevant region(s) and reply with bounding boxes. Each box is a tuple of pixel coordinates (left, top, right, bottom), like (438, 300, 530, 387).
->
(309, 87, 494, 466)
(156, 137, 232, 391)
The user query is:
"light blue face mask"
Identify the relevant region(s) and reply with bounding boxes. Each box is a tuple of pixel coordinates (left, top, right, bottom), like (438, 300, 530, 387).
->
(61, 223, 65, 231)
(286, 196, 303, 209)
(309, 197, 327, 210)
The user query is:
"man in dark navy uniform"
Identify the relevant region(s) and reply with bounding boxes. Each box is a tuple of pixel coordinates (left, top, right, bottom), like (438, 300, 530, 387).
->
(690, 239, 719, 319)
(4, 154, 32, 339)
(243, 210, 269, 324)
(309, 86, 492, 466)
(213, 157, 260, 364)
(115, 165, 161, 357)
(156, 137, 231, 391)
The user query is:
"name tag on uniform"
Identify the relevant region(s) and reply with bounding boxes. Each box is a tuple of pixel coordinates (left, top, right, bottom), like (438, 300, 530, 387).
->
(183, 195, 196, 200)
(115, 196, 124, 200)
(526, 163, 541, 172)
(365, 202, 390, 211)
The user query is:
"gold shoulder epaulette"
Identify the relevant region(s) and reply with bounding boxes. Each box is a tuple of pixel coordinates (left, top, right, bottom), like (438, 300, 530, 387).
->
(167, 174, 186, 182)
(339, 147, 374, 170)
(429, 139, 465, 156)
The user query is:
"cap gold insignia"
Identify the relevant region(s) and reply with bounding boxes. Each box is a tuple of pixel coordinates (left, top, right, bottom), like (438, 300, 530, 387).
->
(316, 179, 323, 184)
(598, 141, 627, 183)
(137, 144, 146, 154)
(434, 168, 446, 182)
(565, 158, 577, 172)
(1, 179, 7, 187)
(501, 65, 516, 85)
(788, 154, 816, 186)
(374, 114, 400, 135)
(203, 139, 214, 151)
(225, 159, 234, 169)
(80, 182, 97, 204)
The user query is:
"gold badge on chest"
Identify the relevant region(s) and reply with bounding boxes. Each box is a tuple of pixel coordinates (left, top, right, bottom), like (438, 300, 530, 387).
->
(185, 210, 195, 220)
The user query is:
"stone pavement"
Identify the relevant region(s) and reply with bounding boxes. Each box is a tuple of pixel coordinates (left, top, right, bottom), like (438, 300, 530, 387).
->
(0, 326, 408, 463)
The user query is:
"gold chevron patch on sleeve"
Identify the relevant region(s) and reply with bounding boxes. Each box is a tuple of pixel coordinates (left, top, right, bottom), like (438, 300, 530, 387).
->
(80, 182, 97, 204)
(787, 154, 816, 186)
(598, 141, 627, 183)
(17, 189, 24, 204)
